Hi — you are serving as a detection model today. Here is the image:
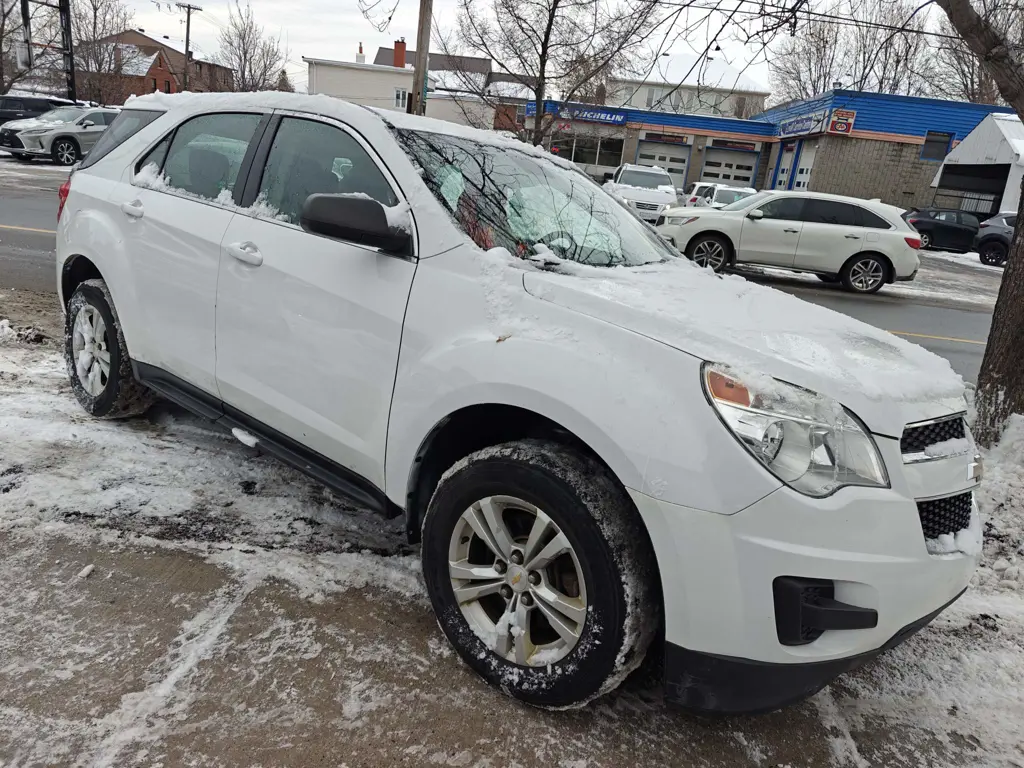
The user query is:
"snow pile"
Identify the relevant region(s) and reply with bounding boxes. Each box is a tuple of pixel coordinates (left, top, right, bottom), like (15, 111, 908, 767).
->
(0, 319, 15, 344)
(134, 164, 288, 221)
(974, 415, 1024, 591)
(0, 318, 47, 346)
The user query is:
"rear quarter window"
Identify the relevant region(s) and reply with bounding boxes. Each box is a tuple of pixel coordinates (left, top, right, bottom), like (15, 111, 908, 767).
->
(78, 109, 165, 170)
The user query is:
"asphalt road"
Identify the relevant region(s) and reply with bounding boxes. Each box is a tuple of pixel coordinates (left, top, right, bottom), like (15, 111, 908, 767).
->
(0, 157, 999, 382)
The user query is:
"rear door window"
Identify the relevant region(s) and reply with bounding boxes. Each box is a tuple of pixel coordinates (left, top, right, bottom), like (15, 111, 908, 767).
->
(79, 109, 165, 169)
(856, 207, 892, 229)
(140, 112, 262, 201)
(802, 199, 860, 226)
(960, 213, 980, 228)
(758, 196, 805, 221)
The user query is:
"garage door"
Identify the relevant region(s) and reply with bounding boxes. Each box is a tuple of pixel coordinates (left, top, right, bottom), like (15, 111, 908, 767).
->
(700, 149, 757, 187)
(636, 141, 689, 188)
(792, 139, 817, 189)
(774, 142, 797, 188)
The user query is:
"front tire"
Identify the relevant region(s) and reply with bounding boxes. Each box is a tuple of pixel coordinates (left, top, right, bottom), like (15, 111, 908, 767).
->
(52, 138, 79, 166)
(840, 254, 887, 294)
(686, 234, 731, 272)
(979, 242, 1007, 266)
(65, 279, 155, 418)
(422, 440, 658, 708)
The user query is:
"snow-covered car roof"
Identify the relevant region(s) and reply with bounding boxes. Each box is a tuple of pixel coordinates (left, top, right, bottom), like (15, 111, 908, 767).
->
(127, 91, 580, 172)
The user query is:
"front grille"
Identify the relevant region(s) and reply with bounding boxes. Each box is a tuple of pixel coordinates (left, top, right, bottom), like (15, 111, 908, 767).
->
(634, 202, 660, 211)
(917, 492, 972, 539)
(0, 129, 23, 149)
(901, 415, 966, 454)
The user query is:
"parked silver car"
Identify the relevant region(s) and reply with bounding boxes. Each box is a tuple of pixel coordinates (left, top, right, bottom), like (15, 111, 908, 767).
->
(4, 107, 119, 166)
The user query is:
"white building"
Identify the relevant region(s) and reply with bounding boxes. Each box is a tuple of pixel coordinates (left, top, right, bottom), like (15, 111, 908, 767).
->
(606, 53, 769, 119)
(931, 112, 1024, 215)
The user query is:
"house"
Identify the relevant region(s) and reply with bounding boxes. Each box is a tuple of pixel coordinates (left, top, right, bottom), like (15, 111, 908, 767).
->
(607, 53, 769, 119)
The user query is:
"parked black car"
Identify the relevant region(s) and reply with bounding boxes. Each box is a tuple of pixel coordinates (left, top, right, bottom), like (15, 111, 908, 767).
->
(903, 207, 981, 252)
(0, 95, 75, 127)
(974, 211, 1016, 266)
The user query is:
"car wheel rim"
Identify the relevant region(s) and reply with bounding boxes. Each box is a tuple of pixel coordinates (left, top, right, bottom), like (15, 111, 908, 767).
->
(72, 306, 111, 396)
(850, 258, 884, 291)
(920, 233, 930, 248)
(693, 240, 725, 269)
(448, 495, 588, 667)
(57, 143, 75, 165)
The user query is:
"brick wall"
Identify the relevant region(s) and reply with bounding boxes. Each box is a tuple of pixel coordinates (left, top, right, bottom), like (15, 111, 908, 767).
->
(808, 135, 939, 208)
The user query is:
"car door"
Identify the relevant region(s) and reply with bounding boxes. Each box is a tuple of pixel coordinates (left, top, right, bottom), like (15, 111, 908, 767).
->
(793, 198, 866, 271)
(106, 110, 266, 396)
(75, 111, 110, 152)
(928, 210, 959, 249)
(958, 212, 980, 251)
(0, 97, 28, 125)
(214, 113, 417, 490)
(738, 195, 805, 266)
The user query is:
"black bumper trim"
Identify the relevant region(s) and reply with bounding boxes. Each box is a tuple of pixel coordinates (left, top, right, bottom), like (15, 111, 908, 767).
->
(664, 587, 966, 715)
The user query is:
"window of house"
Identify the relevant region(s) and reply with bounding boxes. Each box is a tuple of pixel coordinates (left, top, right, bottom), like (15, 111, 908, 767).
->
(515, 104, 526, 123)
(157, 54, 163, 68)
(645, 87, 658, 108)
(257, 117, 398, 225)
(394, 88, 408, 109)
(921, 131, 953, 161)
(758, 196, 805, 221)
(151, 78, 158, 92)
(164, 80, 171, 93)
(142, 112, 262, 202)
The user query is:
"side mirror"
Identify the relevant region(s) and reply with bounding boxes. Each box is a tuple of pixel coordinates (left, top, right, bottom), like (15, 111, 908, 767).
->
(300, 194, 411, 256)
(747, 209, 764, 220)
(80, 120, 95, 128)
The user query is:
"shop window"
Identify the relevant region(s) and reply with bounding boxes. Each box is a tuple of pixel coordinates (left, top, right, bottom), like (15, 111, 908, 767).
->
(921, 131, 953, 161)
(638, 152, 656, 161)
(597, 138, 624, 167)
(573, 137, 599, 165)
(705, 160, 722, 167)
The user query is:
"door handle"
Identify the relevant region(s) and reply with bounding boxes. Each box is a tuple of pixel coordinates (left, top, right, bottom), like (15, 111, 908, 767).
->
(844, 234, 861, 239)
(226, 241, 263, 267)
(784, 228, 799, 233)
(120, 200, 144, 219)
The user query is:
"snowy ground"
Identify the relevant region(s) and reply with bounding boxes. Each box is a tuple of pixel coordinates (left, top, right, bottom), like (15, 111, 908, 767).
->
(2, 343, 1024, 767)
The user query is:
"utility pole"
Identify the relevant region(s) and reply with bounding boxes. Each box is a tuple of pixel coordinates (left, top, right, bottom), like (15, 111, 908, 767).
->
(20, 0, 76, 100)
(409, 0, 432, 115)
(175, 2, 202, 91)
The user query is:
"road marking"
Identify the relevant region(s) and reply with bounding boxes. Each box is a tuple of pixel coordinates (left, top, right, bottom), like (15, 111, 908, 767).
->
(888, 330, 986, 345)
(0, 223, 56, 235)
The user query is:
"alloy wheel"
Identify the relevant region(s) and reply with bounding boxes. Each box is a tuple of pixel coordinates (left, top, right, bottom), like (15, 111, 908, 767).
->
(71, 305, 111, 396)
(920, 232, 931, 249)
(692, 239, 726, 270)
(448, 496, 587, 667)
(849, 258, 885, 292)
(56, 141, 76, 166)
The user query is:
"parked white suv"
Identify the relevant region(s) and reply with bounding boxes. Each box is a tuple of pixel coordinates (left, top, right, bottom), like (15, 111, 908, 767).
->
(658, 190, 922, 293)
(57, 92, 980, 714)
(603, 163, 677, 222)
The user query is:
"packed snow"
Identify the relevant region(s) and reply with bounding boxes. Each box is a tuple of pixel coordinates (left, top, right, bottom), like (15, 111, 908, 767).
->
(923, 437, 973, 458)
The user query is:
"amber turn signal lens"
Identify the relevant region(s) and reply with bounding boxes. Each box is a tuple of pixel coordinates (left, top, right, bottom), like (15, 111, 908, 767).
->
(706, 370, 752, 407)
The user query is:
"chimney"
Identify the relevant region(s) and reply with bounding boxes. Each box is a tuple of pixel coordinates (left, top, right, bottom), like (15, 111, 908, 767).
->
(394, 38, 406, 68)
(356, 42, 365, 64)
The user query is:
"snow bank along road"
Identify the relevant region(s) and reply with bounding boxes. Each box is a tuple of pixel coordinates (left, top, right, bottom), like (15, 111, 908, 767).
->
(2, 341, 1024, 767)
(0, 157, 998, 382)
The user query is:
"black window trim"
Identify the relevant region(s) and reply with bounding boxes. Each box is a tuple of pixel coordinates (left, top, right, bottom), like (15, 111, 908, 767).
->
(130, 109, 272, 210)
(240, 109, 418, 261)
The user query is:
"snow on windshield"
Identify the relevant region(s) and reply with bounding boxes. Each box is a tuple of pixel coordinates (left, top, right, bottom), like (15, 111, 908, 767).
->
(396, 129, 673, 267)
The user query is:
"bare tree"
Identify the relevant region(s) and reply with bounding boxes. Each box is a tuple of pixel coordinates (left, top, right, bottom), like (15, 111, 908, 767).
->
(770, 19, 844, 102)
(72, 0, 146, 104)
(1, 0, 60, 95)
(446, 0, 670, 145)
(216, 0, 283, 92)
(934, 0, 1024, 445)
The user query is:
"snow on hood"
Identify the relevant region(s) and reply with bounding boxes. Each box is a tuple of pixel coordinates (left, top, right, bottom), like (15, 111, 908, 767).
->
(522, 258, 966, 436)
(2, 116, 66, 132)
(603, 182, 677, 206)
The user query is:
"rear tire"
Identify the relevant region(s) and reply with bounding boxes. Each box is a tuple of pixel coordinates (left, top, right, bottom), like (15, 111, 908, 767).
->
(52, 138, 79, 166)
(979, 242, 1007, 267)
(65, 279, 156, 418)
(421, 439, 659, 708)
(840, 254, 887, 294)
(686, 234, 731, 272)
(919, 231, 932, 250)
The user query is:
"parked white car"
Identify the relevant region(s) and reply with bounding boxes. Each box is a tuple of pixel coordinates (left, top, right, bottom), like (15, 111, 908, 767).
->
(657, 190, 922, 293)
(693, 183, 757, 209)
(603, 163, 677, 222)
(57, 92, 979, 715)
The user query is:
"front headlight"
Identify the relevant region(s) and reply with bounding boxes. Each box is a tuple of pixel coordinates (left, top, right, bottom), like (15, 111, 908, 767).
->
(665, 216, 699, 226)
(702, 363, 889, 497)
(19, 129, 49, 136)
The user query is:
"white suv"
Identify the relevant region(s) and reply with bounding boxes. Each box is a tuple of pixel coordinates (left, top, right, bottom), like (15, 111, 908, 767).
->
(603, 163, 677, 222)
(57, 92, 980, 714)
(657, 190, 922, 293)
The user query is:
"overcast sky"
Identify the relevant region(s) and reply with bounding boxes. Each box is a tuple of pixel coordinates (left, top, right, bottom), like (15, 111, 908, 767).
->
(125, 0, 773, 95)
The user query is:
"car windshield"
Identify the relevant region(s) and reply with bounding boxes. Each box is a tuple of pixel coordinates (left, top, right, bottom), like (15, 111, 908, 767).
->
(397, 129, 673, 267)
(715, 188, 754, 205)
(616, 169, 672, 188)
(721, 190, 770, 211)
(40, 107, 85, 123)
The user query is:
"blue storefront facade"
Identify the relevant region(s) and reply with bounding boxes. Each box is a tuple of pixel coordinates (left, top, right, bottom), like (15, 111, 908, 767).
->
(528, 92, 1012, 206)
